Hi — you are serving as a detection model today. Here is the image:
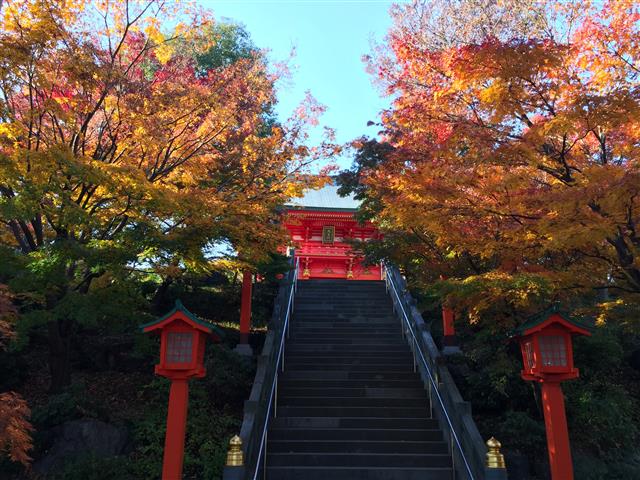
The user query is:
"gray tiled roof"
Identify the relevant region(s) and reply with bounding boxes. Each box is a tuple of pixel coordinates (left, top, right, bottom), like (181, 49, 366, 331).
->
(286, 184, 360, 211)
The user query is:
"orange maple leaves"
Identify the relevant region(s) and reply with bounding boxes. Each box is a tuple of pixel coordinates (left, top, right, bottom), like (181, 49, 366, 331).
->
(0, 392, 33, 466)
(0, 286, 33, 466)
(363, 0, 640, 309)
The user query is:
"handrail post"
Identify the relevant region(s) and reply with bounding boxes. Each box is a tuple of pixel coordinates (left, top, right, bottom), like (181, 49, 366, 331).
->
(428, 381, 433, 418)
(223, 436, 245, 480)
(274, 374, 278, 418)
(263, 434, 267, 480)
(281, 343, 285, 372)
(451, 434, 455, 480)
(485, 437, 508, 480)
(413, 336, 417, 372)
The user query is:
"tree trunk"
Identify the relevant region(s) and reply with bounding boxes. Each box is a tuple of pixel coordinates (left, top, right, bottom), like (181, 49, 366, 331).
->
(151, 277, 174, 314)
(48, 318, 72, 393)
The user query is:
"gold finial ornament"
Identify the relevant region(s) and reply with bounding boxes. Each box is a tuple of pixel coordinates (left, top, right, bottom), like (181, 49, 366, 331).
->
(226, 435, 244, 466)
(485, 437, 506, 469)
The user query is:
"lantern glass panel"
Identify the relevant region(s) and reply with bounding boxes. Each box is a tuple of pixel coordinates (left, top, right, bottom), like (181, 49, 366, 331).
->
(166, 332, 194, 364)
(539, 335, 567, 367)
(523, 340, 535, 369)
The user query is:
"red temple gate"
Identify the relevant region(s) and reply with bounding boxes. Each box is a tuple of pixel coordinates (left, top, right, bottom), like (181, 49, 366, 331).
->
(283, 185, 381, 280)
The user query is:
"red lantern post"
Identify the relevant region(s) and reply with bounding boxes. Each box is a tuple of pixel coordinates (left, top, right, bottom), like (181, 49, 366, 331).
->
(514, 312, 591, 480)
(141, 301, 222, 480)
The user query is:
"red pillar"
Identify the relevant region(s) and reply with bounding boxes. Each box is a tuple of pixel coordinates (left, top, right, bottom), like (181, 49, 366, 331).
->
(442, 306, 457, 346)
(541, 381, 574, 480)
(240, 271, 252, 344)
(162, 378, 189, 480)
(440, 275, 457, 347)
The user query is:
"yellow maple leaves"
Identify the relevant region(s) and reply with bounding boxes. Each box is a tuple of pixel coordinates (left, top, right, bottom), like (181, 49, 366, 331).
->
(360, 0, 640, 317)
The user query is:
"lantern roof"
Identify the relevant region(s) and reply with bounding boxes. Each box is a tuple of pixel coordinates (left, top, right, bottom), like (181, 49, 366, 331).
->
(285, 183, 360, 212)
(513, 308, 592, 338)
(140, 300, 224, 340)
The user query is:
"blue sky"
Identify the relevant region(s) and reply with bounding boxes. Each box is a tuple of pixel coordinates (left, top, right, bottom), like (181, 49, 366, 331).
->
(200, 0, 404, 169)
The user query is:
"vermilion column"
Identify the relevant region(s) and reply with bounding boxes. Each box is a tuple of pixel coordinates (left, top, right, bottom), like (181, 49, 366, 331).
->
(239, 271, 252, 344)
(541, 381, 574, 480)
(440, 275, 455, 344)
(162, 378, 189, 480)
(442, 306, 456, 344)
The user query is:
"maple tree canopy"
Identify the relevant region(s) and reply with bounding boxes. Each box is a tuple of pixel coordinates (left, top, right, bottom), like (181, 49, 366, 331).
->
(349, 0, 640, 323)
(0, 0, 329, 392)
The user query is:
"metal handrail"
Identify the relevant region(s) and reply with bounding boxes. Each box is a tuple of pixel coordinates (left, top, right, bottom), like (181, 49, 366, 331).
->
(383, 261, 476, 480)
(251, 257, 299, 480)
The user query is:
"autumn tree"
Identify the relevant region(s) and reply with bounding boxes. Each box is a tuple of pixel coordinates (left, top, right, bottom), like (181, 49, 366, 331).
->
(347, 0, 640, 322)
(0, 0, 323, 391)
(0, 285, 33, 466)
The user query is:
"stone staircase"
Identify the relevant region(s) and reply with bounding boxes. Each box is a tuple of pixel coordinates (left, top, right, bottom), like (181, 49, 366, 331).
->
(265, 279, 453, 480)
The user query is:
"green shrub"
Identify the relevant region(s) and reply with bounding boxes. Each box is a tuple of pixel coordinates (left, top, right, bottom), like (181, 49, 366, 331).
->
(31, 392, 78, 429)
(573, 452, 640, 480)
(54, 454, 134, 480)
(566, 382, 638, 457)
(497, 410, 546, 455)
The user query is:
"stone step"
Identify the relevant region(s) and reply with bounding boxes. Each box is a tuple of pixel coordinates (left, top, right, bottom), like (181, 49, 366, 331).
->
(279, 378, 424, 389)
(295, 304, 390, 307)
(286, 349, 410, 357)
(295, 301, 391, 307)
(285, 357, 412, 366)
(293, 326, 400, 333)
(268, 428, 442, 442)
(266, 452, 452, 468)
(294, 306, 393, 312)
(295, 299, 389, 302)
(285, 364, 414, 373)
(280, 371, 421, 381)
(291, 333, 402, 340)
(271, 417, 437, 430)
(296, 291, 388, 297)
(293, 314, 393, 318)
(293, 314, 395, 320)
(265, 466, 453, 480)
(292, 318, 397, 324)
(286, 350, 410, 357)
(279, 397, 427, 408)
(286, 345, 407, 353)
(278, 387, 427, 398)
(285, 344, 404, 352)
(268, 440, 448, 454)
(293, 314, 400, 316)
(296, 294, 391, 303)
(293, 322, 399, 328)
(295, 292, 389, 297)
(276, 406, 430, 418)
(288, 337, 407, 345)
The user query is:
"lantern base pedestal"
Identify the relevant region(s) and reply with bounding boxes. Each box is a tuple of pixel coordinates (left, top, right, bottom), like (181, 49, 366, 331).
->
(223, 465, 245, 480)
(234, 343, 253, 356)
(442, 335, 461, 355)
(485, 467, 508, 480)
(442, 345, 462, 355)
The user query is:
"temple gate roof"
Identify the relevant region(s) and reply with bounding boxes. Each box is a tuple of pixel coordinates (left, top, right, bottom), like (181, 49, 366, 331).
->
(286, 184, 360, 212)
